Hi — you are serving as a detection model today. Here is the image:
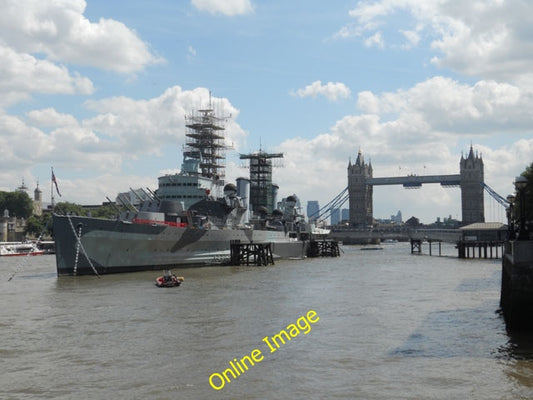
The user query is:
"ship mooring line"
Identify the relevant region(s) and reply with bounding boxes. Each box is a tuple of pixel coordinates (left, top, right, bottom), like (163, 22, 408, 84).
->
(73, 223, 82, 276)
(7, 229, 46, 282)
(66, 214, 100, 278)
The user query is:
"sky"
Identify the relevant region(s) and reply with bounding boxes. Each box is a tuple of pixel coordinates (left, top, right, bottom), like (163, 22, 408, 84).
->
(1, 0, 532, 224)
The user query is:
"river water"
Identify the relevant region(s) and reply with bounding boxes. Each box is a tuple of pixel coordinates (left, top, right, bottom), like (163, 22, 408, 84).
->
(2, 242, 533, 399)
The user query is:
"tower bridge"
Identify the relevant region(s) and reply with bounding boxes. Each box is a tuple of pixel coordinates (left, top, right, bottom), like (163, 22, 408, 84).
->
(348, 146, 485, 226)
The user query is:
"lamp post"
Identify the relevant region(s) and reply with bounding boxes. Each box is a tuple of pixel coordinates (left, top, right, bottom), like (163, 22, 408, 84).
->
(515, 176, 528, 241)
(507, 194, 516, 240)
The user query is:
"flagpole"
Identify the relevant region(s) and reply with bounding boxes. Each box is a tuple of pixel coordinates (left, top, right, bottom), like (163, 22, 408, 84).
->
(51, 167, 55, 212)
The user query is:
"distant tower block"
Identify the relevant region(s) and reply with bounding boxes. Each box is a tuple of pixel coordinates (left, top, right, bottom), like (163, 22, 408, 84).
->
(347, 150, 373, 227)
(460, 145, 484, 224)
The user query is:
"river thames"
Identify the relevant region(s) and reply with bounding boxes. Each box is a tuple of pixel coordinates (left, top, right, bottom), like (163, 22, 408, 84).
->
(2, 242, 533, 399)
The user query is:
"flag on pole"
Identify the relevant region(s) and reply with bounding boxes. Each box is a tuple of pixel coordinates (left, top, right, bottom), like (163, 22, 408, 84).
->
(52, 169, 62, 197)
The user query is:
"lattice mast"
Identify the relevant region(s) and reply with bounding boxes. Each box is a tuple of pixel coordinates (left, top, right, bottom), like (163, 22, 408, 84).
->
(240, 150, 283, 214)
(185, 96, 230, 180)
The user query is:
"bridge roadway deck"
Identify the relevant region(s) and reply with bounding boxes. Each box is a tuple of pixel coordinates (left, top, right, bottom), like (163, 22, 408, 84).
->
(330, 227, 462, 244)
(367, 174, 461, 186)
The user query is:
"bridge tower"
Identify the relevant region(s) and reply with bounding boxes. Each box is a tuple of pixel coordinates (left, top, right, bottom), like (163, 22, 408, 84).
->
(460, 145, 484, 224)
(348, 151, 373, 227)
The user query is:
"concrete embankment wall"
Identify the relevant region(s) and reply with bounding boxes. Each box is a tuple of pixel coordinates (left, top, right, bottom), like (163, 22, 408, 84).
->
(501, 241, 533, 331)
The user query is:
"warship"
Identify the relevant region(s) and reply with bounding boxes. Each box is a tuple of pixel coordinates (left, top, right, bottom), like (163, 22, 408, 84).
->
(53, 102, 309, 276)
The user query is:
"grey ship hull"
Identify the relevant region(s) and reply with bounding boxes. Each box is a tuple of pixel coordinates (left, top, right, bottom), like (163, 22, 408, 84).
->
(53, 214, 307, 276)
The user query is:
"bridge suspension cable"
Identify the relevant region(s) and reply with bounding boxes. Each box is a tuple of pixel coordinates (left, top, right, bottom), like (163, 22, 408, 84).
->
(482, 182, 509, 208)
(309, 186, 349, 221)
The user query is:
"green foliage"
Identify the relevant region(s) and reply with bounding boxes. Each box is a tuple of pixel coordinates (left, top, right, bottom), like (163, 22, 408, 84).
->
(518, 162, 533, 221)
(0, 192, 120, 238)
(53, 202, 87, 216)
(24, 213, 53, 238)
(24, 216, 45, 237)
(0, 191, 34, 218)
(92, 204, 119, 219)
(405, 216, 420, 227)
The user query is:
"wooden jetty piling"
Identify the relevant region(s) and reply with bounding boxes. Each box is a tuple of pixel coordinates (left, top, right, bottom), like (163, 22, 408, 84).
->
(411, 239, 441, 255)
(307, 239, 340, 257)
(411, 238, 504, 259)
(457, 240, 504, 259)
(410, 239, 422, 254)
(230, 240, 274, 266)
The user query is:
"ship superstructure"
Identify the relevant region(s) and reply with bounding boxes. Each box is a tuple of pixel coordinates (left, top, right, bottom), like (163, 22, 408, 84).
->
(156, 104, 230, 209)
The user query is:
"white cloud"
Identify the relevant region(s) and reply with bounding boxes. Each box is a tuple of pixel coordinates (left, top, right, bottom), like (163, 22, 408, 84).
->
(356, 77, 528, 135)
(401, 29, 420, 48)
(292, 81, 351, 102)
(1, 0, 530, 226)
(429, 1, 533, 82)
(26, 108, 79, 128)
(364, 32, 384, 48)
(0, 45, 94, 107)
(83, 86, 246, 157)
(186, 45, 197, 64)
(338, 0, 533, 83)
(0, 87, 247, 201)
(0, 0, 162, 73)
(270, 75, 533, 222)
(3, 76, 528, 222)
(191, 0, 253, 16)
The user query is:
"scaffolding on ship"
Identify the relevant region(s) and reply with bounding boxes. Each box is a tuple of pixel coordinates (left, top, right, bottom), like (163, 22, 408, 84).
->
(184, 96, 231, 180)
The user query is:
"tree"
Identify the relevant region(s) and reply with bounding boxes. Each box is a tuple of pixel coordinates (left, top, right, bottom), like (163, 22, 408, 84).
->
(24, 216, 44, 237)
(0, 191, 33, 218)
(92, 204, 119, 219)
(53, 202, 87, 216)
(405, 216, 420, 227)
(53, 201, 119, 219)
(517, 162, 533, 222)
